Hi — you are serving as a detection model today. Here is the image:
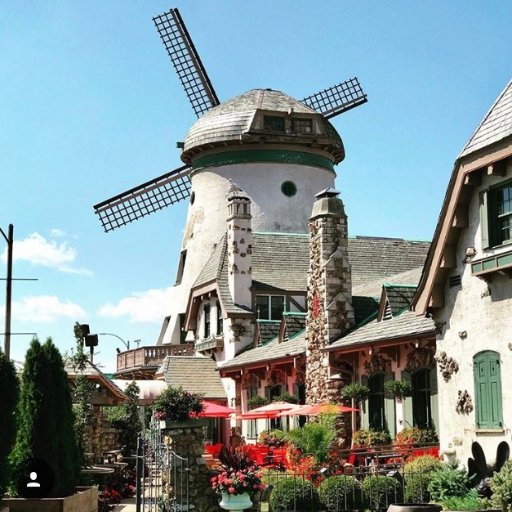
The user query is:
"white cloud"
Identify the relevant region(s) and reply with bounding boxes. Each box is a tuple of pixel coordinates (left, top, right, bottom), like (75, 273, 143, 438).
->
(98, 287, 173, 323)
(11, 295, 87, 323)
(50, 228, 66, 238)
(1, 232, 92, 276)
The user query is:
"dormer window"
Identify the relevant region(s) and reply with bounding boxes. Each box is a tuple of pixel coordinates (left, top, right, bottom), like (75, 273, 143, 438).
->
(291, 117, 313, 134)
(481, 180, 512, 248)
(263, 115, 285, 132)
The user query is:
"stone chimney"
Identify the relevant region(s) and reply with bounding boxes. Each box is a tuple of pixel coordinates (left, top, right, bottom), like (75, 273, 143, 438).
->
(227, 182, 252, 309)
(306, 188, 354, 403)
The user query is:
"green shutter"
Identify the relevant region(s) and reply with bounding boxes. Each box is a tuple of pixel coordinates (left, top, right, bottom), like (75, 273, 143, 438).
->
(430, 367, 439, 431)
(480, 190, 490, 249)
(384, 372, 396, 438)
(474, 352, 503, 429)
(402, 370, 413, 429)
(361, 375, 369, 429)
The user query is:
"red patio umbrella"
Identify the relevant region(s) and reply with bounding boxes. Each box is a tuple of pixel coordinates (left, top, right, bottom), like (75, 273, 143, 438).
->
(238, 401, 297, 420)
(199, 400, 237, 418)
(278, 403, 358, 416)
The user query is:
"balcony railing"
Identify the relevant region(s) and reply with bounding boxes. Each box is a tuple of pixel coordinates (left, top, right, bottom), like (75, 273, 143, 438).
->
(196, 335, 224, 353)
(116, 344, 195, 372)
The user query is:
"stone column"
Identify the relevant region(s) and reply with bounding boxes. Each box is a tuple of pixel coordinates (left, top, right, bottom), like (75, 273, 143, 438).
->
(226, 182, 252, 309)
(163, 421, 219, 512)
(306, 188, 354, 404)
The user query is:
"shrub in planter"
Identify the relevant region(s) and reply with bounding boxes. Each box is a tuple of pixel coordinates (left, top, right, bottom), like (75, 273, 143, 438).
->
(153, 385, 204, 422)
(404, 455, 443, 503)
(9, 338, 81, 497)
(442, 489, 486, 511)
(352, 429, 391, 448)
(362, 475, 403, 510)
(269, 477, 320, 512)
(259, 429, 286, 448)
(395, 427, 439, 445)
(341, 382, 370, 403)
(247, 395, 269, 409)
(384, 380, 412, 401)
(273, 392, 298, 404)
(319, 475, 362, 511)
(491, 460, 512, 512)
(0, 349, 19, 502)
(428, 465, 469, 502)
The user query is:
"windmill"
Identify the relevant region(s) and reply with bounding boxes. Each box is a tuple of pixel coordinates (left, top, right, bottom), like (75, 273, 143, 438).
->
(93, 7, 367, 233)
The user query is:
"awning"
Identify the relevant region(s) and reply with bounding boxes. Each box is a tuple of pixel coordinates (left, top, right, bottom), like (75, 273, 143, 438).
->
(199, 400, 236, 418)
(278, 403, 358, 416)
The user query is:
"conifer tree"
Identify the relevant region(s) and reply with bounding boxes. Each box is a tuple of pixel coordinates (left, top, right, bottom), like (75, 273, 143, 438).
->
(10, 337, 81, 497)
(0, 350, 19, 501)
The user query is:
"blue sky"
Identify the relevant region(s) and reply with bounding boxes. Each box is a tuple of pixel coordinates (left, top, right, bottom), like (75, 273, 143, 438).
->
(1, 1, 511, 372)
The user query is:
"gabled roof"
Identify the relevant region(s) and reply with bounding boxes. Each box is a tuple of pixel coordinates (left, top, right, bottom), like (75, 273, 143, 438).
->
(414, 80, 512, 312)
(326, 310, 435, 352)
(379, 285, 417, 319)
(460, 81, 512, 158)
(219, 331, 306, 371)
(255, 320, 281, 345)
(156, 356, 226, 400)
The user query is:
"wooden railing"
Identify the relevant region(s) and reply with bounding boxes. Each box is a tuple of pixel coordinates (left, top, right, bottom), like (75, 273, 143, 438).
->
(116, 343, 195, 372)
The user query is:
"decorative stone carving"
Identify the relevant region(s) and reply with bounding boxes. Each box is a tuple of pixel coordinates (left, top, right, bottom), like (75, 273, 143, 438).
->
(435, 351, 459, 382)
(364, 354, 391, 376)
(241, 372, 260, 390)
(456, 389, 474, 414)
(405, 346, 435, 372)
(265, 368, 287, 386)
(230, 323, 246, 341)
(434, 321, 446, 335)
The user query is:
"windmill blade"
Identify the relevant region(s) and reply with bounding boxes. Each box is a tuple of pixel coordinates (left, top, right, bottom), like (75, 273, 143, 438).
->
(153, 8, 220, 117)
(93, 165, 192, 232)
(301, 77, 367, 119)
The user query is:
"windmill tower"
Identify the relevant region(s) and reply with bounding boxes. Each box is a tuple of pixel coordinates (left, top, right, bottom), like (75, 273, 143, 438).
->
(93, 8, 367, 346)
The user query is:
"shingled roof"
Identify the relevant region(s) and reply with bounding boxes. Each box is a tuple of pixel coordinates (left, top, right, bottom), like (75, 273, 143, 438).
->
(157, 356, 226, 400)
(219, 331, 307, 371)
(460, 80, 512, 158)
(192, 233, 430, 306)
(383, 285, 417, 316)
(327, 310, 435, 352)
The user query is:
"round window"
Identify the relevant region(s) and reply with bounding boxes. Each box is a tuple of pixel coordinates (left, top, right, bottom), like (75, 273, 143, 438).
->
(281, 181, 297, 197)
(190, 191, 195, 204)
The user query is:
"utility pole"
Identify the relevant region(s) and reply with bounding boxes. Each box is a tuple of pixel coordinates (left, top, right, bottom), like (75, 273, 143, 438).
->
(1, 224, 13, 359)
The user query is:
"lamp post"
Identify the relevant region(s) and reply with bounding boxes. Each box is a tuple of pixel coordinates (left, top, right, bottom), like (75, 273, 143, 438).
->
(0, 224, 13, 359)
(99, 332, 140, 351)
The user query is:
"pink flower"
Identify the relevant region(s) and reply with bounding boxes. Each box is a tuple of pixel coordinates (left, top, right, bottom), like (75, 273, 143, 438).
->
(229, 487, 236, 494)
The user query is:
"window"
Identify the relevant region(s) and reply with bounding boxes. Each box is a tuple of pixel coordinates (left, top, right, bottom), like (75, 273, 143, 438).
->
(281, 181, 297, 197)
(216, 301, 223, 335)
(255, 295, 285, 320)
(266, 385, 283, 430)
(481, 181, 512, 248)
(368, 374, 385, 431)
(247, 386, 258, 439)
(263, 115, 285, 132)
(412, 369, 432, 429)
(175, 250, 187, 285)
(203, 303, 211, 338)
(474, 351, 503, 429)
(178, 314, 187, 344)
(291, 117, 313, 133)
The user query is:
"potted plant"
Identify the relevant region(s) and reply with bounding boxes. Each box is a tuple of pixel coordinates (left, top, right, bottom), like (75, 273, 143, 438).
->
(5, 337, 98, 511)
(341, 382, 370, 403)
(352, 429, 391, 448)
(153, 385, 204, 428)
(384, 379, 412, 402)
(395, 427, 438, 446)
(247, 395, 268, 410)
(0, 350, 19, 512)
(210, 451, 264, 511)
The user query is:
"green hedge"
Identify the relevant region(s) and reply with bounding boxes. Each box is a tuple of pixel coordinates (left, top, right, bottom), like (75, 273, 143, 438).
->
(319, 475, 362, 511)
(269, 477, 320, 512)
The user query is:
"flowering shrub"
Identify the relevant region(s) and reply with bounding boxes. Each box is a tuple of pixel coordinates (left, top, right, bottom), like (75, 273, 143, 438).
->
(352, 428, 391, 447)
(210, 466, 264, 497)
(395, 427, 438, 445)
(258, 429, 286, 447)
(153, 386, 203, 422)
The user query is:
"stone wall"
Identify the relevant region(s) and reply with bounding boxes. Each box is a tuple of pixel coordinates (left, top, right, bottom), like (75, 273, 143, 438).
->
(164, 422, 219, 512)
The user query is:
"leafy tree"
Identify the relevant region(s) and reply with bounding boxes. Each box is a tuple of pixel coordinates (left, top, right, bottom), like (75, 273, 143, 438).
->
(0, 350, 19, 501)
(9, 338, 80, 497)
(71, 322, 95, 463)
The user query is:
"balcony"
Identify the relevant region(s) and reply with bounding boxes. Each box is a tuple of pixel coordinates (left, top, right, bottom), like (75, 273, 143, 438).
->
(116, 344, 195, 377)
(196, 335, 224, 354)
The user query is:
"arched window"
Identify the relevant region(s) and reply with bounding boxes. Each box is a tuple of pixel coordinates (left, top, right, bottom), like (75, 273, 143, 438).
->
(474, 351, 503, 429)
(368, 373, 385, 431)
(412, 368, 432, 429)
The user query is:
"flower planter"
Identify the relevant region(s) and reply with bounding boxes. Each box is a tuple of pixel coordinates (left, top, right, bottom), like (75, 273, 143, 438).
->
(219, 492, 252, 511)
(2, 486, 98, 512)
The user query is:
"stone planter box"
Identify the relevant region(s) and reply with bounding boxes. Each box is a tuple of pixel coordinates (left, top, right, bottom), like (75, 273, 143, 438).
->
(159, 419, 209, 430)
(3, 486, 98, 512)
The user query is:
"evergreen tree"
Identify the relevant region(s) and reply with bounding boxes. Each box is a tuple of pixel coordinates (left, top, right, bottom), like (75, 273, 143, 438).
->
(0, 350, 19, 501)
(115, 381, 142, 457)
(10, 337, 81, 497)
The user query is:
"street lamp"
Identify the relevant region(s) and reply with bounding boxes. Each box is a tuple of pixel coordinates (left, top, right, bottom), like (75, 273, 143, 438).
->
(0, 224, 13, 358)
(99, 332, 140, 351)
